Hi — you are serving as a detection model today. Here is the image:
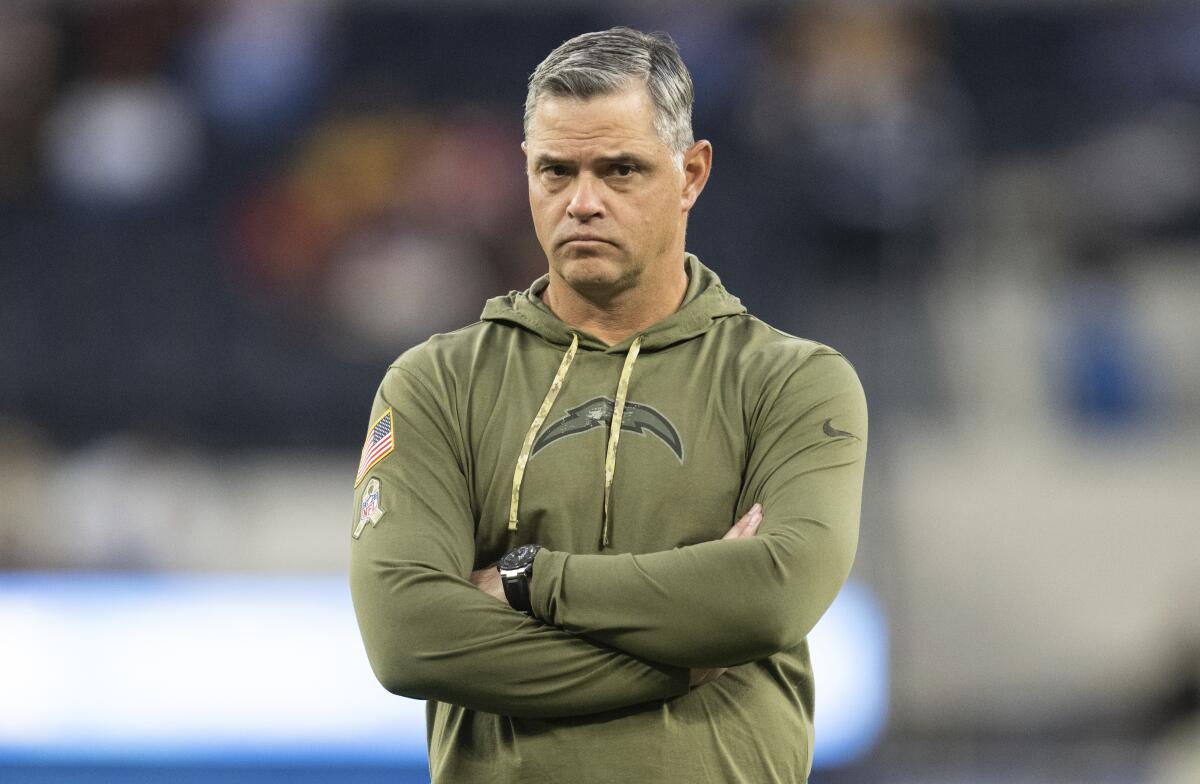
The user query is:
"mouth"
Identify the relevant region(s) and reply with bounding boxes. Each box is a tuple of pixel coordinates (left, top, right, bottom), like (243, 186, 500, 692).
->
(558, 236, 616, 248)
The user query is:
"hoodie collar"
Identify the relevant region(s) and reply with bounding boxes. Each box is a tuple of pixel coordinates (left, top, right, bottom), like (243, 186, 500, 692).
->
(480, 253, 746, 353)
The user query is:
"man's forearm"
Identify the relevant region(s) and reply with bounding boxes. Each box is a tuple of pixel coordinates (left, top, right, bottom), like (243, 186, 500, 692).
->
(469, 505, 761, 683)
(528, 522, 856, 668)
(351, 555, 691, 718)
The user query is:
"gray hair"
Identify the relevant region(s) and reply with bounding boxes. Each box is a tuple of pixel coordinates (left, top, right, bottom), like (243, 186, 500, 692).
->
(524, 27, 695, 160)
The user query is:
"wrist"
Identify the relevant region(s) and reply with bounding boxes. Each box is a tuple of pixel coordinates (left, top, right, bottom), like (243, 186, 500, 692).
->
(498, 544, 541, 614)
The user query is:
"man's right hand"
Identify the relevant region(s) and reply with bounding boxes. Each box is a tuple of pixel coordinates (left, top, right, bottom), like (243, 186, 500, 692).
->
(688, 502, 763, 687)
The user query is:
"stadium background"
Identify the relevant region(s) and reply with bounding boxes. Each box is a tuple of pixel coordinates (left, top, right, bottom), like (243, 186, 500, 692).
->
(2, 1, 1199, 782)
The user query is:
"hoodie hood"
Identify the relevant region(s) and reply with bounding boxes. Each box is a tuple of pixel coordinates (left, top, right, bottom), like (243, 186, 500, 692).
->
(480, 253, 746, 352)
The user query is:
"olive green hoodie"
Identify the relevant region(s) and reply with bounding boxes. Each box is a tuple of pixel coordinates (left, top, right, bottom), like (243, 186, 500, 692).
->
(349, 254, 867, 783)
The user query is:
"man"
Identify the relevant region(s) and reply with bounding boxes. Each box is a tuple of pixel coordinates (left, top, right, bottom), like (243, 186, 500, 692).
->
(349, 27, 867, 783)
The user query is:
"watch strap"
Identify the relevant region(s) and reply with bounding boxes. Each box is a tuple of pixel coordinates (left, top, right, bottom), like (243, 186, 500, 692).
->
(500, 570, 534, 614)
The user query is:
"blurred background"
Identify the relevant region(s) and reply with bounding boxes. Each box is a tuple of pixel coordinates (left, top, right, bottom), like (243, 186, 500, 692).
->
(2, 0, 1199, 782)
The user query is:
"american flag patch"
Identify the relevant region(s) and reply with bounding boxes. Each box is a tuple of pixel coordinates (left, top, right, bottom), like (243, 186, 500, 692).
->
(355, 408, 395, 487)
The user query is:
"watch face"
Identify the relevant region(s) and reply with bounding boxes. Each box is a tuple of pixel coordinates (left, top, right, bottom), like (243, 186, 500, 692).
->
(499, 544, 538, 571)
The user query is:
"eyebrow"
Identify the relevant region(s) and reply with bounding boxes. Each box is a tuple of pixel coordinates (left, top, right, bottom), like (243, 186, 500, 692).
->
(532, 153, 653, 168)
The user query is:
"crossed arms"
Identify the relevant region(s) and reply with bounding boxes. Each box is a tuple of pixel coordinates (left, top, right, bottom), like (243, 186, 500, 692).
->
(468, 503, 766, 687)
(348, 350, 866, 718)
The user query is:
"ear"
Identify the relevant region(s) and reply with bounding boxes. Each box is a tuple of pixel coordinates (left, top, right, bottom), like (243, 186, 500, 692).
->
(680, 140, 713, 212)
(521, 140, 529, 173)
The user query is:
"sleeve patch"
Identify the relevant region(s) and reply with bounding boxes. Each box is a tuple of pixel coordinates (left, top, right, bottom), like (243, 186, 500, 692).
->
(355, 408, 395, 487)
(353, 477, 386, 539)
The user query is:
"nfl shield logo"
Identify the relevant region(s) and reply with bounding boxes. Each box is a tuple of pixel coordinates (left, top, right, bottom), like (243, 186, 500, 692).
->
(354, 477, 385, 539)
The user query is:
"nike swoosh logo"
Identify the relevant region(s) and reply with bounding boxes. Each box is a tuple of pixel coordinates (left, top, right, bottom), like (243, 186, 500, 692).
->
(823, 418, 855, 439)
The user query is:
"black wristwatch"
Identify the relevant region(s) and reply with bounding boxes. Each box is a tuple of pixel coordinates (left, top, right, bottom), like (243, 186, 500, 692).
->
(498, 544, 541, 615)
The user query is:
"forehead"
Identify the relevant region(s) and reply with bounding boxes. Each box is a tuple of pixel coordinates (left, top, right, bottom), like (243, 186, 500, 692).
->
(526, 84, 668, 157)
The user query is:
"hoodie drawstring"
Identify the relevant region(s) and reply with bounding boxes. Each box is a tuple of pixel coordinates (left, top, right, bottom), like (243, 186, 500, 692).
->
(507, 333, 644, 549)
(601, 335, 642, 548)
(509, 333, 579, 532)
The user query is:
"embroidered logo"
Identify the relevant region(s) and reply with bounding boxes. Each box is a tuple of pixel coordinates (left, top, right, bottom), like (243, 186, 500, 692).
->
(822, 418, 856, 440)
(355, 408, 395, 487)
(533, 396, 683, 461)
(354, 477, 385, 539)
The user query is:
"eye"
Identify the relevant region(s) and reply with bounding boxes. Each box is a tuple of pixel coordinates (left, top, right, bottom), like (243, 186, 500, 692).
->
(612, 163, 636, 177)
(542, 164, 569, 177)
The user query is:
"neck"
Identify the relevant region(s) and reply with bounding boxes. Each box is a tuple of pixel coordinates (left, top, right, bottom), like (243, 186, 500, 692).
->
(542, 256, 688, 346)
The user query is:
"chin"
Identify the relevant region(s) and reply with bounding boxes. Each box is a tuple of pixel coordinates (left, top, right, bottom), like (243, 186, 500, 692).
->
(555, 252, 634, 291)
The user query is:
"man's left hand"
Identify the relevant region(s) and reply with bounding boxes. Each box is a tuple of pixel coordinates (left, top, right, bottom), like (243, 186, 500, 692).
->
(470, 563, 506, 602)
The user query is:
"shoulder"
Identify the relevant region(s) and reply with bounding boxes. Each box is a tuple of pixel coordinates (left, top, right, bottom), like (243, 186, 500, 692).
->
(722, 316, 868, 442)
(382, 320, 501, 389)
(716, 315, 866, 435)
(720, 314, 859, 383)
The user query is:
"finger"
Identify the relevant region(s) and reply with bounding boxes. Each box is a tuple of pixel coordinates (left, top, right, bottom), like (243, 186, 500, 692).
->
(721, 511, 751, 540)
(738, 503, 763, 537)
(722, 503, 762, 540)
(720, 504, 758, 535)
(747, 503, 763, 533)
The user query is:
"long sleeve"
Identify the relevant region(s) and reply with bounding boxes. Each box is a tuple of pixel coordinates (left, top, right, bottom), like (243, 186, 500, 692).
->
(349, 363, 690, 719)
(529, 349, 867, 669)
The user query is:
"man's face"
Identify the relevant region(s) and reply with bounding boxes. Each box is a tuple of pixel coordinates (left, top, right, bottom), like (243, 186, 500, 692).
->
(523, 84, 690, 295)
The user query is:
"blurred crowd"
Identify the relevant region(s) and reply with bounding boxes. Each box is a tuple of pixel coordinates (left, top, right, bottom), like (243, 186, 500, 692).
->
(3, 1, 1198, 450)
(2, 1, 1200, 779)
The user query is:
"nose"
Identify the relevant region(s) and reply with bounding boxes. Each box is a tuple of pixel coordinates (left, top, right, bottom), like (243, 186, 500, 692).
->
(566, 174, 604, 222)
